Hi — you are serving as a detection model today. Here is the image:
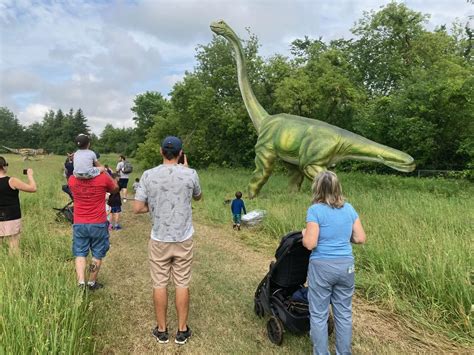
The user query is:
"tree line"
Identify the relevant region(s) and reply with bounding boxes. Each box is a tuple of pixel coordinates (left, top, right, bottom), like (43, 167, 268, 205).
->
(1, 2, 473, 173)
(0, 107, 140, 156)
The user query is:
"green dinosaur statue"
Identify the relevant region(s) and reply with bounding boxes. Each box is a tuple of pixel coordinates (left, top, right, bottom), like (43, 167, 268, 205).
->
(210, 20, 415, 198)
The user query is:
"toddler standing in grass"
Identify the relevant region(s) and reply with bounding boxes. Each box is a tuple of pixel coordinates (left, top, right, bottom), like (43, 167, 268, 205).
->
(132, 178, 140, 193)
(231, 191, 246, 231)
(107, 174, 123, 230)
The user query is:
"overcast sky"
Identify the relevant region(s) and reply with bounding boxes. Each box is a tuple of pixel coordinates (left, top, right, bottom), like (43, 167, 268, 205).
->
(0, 0, 472, 134)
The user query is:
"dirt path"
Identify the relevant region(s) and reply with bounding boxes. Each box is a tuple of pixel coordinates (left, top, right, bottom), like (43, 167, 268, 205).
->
(93, 203, 465, 354)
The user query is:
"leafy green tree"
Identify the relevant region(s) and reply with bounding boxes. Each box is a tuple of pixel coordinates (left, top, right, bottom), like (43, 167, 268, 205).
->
(72, 109, 89, 136)
(351, 1, 428, 95)
(274, 45, 366, 131)
(0, 107, 25, 148)
(23, 122, 42, 148)
(131, 92, 169, 137)
(260, 54, 293, 114)
(137, 34, 265, 168)
(97, 124, 136, 155)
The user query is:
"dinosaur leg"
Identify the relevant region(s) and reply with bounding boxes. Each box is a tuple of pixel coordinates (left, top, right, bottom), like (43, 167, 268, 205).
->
(284, 163, 305, 192)
(303, 164, 326, 181)
(248, 148, 276, 199)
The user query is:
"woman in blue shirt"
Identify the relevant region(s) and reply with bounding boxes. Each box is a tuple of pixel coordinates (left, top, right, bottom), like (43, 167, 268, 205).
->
(302, 171, 366, 355)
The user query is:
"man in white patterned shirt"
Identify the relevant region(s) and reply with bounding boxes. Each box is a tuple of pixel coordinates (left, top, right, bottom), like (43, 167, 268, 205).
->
(133, 136, 201, 345)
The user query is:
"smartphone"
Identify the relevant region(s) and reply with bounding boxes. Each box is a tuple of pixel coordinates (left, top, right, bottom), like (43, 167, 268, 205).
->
(178, 152, 185, 164)
(23, 169, 28, 175)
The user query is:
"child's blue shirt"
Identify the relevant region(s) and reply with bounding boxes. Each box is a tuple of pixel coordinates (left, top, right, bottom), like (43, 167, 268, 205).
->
(231, 198, 246, 215)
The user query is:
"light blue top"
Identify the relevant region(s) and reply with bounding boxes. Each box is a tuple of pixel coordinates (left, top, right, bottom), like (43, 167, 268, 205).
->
(73, 149, 97, 175)
(306, 202, 359, 260)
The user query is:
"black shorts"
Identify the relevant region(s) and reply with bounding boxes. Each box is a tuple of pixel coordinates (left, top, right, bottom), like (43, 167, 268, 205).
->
(118, 178, 129, 189)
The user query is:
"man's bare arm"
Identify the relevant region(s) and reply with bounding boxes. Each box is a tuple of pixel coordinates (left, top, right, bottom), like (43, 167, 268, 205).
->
(133, 199, 149, 214)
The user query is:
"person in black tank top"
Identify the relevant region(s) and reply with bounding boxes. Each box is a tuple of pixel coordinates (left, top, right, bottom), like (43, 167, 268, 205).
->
(0, 156, 37, 254)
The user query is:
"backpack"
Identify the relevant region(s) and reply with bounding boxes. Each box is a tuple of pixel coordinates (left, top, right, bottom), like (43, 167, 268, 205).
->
(122, 160, 133, 174)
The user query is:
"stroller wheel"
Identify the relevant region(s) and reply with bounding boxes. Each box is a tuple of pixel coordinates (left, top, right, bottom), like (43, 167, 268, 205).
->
(266, 316, 284, 345)
(254, 299, 264, 318)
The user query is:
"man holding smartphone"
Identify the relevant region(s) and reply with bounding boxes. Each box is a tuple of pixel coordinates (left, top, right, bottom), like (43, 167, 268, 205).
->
(133, 136, 201, 345)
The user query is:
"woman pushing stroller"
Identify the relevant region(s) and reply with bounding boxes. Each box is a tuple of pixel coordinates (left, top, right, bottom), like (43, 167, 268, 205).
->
(302, 171, 366, 355)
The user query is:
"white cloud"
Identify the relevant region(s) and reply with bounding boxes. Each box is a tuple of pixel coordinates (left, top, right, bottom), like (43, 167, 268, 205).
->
(20, 103, 51, 125)
(163, 74, 185, 87)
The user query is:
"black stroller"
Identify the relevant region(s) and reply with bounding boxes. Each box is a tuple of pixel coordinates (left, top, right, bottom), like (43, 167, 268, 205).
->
(254, 231, 333, 345)
(53, 184, 74, 224)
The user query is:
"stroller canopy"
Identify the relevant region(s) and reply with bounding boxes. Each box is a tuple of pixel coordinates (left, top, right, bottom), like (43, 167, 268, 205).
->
(271, 232, 311, 288)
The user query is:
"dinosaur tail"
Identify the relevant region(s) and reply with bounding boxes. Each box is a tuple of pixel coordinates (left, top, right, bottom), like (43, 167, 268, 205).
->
(1, 146, 19, 154)
(344, 135, 416, 172)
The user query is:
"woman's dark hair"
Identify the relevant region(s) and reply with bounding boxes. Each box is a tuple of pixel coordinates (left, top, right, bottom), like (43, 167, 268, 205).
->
(0, 156, 7, 169)
(120, 155, 126, 160)
(235, 191, 242, 199)
(162, 149, 179, 160)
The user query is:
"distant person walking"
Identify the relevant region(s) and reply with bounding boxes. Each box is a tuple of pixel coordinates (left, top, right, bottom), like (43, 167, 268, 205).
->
(134, 136, 201, 345)
(64, 153, 74, 180)
(231, 191, 246, 230)
(0, 157, 37, 255)
(302, 171, 366, 355)
(132, 177, 140, 194)
(107, 174, 123, 231)
(116, 155, 131, 202)
(68, 168, 118, 290)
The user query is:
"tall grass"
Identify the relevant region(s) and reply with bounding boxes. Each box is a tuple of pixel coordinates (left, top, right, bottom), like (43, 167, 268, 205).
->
(1, 154, 471, 350)
(195, 168, 473, 343)
(0, 155, 96, 353)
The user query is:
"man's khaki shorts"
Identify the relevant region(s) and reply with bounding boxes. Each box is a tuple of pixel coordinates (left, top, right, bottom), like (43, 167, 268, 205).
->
(148, 238, 193, 288)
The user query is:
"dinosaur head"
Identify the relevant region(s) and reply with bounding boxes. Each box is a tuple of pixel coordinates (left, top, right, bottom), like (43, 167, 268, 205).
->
(377, 154, 416, 172)
(210, 20, 235, 39)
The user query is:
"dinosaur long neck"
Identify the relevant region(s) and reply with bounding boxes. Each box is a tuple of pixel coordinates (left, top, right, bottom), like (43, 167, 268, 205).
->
(3, 146, 17, 153)
(227, 33, 268, 134)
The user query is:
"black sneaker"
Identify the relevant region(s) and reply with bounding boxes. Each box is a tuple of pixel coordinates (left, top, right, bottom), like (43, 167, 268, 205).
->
(88, 282, 104, 291)
(152, 327, 169, 344)
(175, 326, 191, 345)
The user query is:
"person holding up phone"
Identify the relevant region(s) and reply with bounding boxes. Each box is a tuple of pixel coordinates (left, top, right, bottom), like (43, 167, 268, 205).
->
(133, 136, 201, 345)
(0, 156, 37, 255)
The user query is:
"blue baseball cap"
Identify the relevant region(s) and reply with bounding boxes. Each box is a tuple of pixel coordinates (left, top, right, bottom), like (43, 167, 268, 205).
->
(161, 136, 182, 153)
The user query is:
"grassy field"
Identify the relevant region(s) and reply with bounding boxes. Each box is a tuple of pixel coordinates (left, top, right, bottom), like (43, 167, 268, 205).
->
(0, 154, 472, 353)
(196, 168, 473, 343)
(0, 155, 92, 354)
(0, 154, 142, 354)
